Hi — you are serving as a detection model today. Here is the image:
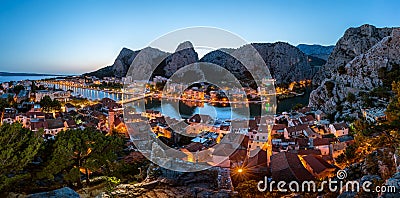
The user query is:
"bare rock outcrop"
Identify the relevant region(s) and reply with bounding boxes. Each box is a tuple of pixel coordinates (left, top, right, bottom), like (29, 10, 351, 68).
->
(201, 42, 312, 85)
(313, 24, 394, 84)
(309, 27, 400, 114)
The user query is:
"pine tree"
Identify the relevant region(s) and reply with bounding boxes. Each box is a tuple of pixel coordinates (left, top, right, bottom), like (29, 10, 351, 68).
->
(0, 123, 43, 191)
(41, 128, 124, 187)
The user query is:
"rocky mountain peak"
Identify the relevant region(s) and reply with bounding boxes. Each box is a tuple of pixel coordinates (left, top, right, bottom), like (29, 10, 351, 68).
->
(313, 24, 394, 84)
(175, 41, 194, 52)
(309, 27, 400, 116)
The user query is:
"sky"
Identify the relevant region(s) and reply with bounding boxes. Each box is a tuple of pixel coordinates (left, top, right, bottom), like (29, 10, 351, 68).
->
(0, 0, 399, 75)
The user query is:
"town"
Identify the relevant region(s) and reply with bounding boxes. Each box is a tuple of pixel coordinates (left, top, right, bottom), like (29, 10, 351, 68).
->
(0, 74, 391, 197)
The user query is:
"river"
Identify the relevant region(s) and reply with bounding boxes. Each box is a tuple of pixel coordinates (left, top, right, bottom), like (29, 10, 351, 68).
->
(50, 82, 311, 119)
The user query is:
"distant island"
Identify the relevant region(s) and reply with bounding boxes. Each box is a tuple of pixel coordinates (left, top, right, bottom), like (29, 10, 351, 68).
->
(0, 72, 64, 76)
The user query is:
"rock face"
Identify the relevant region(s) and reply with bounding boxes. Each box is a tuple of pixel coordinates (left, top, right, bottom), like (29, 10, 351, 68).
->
(112, 48, 141, 77)
(201, 42, 312, 85)
(297, 44, 335, 60)
(27, 187, 79, 198)
(381, 172, 400, 198)
(89, 41, 312, 85)
(309, 27, 400, 114)
(99, 42, 198, 79)
(163, 41, 199, 77)
(313, 24, 394, 84)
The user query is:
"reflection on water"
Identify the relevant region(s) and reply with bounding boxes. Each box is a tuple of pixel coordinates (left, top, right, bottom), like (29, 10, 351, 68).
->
(53, 84, 122, 101)
(276, 86, 312, 113)
(140, 98, 263, 120)
(52, 82, 311, 119)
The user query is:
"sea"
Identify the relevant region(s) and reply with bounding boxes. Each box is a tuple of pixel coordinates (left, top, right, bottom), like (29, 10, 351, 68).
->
(0, 76, 61, 83)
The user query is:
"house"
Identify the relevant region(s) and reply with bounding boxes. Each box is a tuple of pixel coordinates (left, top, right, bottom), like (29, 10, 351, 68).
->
(231, 120, 250, 134)
(30, 119, 46, 132)
(35, 90, 70, 102)
(362, 108, 387, 123)
(271, 124, 286, 137)
(300, 154, 337, 179)
(312, 138, 334, 156)
(1, 93, 16, 101)
(64, 119, 77, 129)
(329, 123, 349, 137)
(188, 114, 214, 124)
(314, 110, 326, 121)
(64, 103, 76, 112)
(44, 118, 66, 135)
(2, 108, 17, 124)
(270, 152, 315, 182)
(17, 90, 29, 103)
(141, 109, 162, 119)
(247, 148, 268, 173)
(284, 124, 309, 139)
(26, 111, 45, 119)
(299, 115, 315, 125)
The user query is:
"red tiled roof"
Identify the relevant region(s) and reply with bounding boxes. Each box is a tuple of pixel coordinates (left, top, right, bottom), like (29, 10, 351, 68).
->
(300, 115, 315, 123)
(272, 124, 286, 131)
(184, 142, 204, 152)
(303, 154, 336, 174)
(313, 138, 334, 146)
(286, 124, 309, 133)
(270, 152, 314, 182)
(332, 122, 348, 130)
(247, 148, 268, 169)
(296, 149, 322, 156)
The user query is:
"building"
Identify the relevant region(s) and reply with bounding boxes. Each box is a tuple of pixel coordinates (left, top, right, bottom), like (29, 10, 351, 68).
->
(299, 115, 315, 126)
(44, 118, 66, 136)
(35, 90, 70, 102)
(64, 103, 76, 112)
(17, 90, 29, 103)
(247, 148, 268, 173)
(188, 114, 214, 124)
(362, 108, 387, 123)
(314, 110, 326, 121)
(270, 152, 314, 182)
(312, 138, 334, 156)
(284, 124, 309, 139)
(300, 154, 337, 179)
(329, 123, 349, 137)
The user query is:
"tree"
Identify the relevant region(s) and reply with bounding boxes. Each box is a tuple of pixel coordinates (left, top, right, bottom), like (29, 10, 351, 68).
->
(40, 95, 53, 112)
(40, 95, 61, 112)
(338, 66, 346, 75)
(0, 98, 10, 125)
(347, 92, 356, 103)
(292, 103, 304, 111)
(324, 81, 335, 97)
(13, 85, 25, 95)
(386, 81, 400, 127)
(41, 128, 124, 187)
(0, 123, 43, 191)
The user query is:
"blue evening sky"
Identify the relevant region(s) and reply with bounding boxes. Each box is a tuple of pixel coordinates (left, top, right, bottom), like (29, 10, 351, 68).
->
(0, 0, 398, 74)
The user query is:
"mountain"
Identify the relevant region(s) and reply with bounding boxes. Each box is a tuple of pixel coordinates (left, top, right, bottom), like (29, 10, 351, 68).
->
(87, 42, 312, 86)
(200, 42, 312, 85)
(313, 24, 395, 85)
(296, 44, 335, 61)
(309, 26, 400, 115)
(85, 42, 198, 79)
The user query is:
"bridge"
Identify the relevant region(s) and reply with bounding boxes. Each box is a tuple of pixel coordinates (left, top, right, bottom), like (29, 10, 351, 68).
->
(117, 93, 153, 104)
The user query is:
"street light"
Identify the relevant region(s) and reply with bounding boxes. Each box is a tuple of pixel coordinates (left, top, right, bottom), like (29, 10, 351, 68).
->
(237, 168, 243, 173)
